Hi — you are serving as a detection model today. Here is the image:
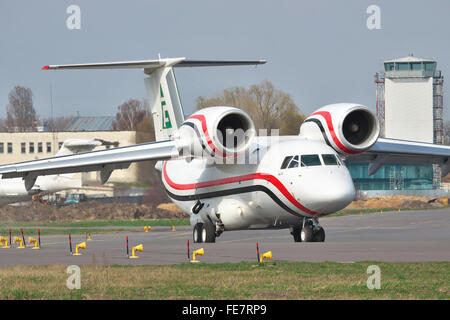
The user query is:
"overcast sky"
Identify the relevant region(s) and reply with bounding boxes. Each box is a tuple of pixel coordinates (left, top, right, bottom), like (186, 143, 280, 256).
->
(0, 0, 449, 121)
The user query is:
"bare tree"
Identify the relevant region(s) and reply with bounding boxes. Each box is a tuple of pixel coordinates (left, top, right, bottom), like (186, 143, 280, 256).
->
(5, 86, 37, 132)
(196, 80, 305, 135)
(444, 120, 450, 145)
(0, 119, 7, 132)
(135, 115, 162, 187)
(112, 99, 148, 131)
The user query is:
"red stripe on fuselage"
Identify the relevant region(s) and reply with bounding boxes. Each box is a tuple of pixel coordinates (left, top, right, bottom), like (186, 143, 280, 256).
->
(310, 111, 359, 155)
(163, 161, 322, 216)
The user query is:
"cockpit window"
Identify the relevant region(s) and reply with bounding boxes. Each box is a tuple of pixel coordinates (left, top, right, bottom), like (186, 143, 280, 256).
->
(280, 156, 293, 169)
(288, 155, 299, 168)
(301, 154, 321, 166)
(322, 154, 339, 165)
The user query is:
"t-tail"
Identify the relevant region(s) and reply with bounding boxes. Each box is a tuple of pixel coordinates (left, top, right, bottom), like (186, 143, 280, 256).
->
(36, 139, 103, 192)
(55, 139, 102, 156)
(42, 57, 266, 141)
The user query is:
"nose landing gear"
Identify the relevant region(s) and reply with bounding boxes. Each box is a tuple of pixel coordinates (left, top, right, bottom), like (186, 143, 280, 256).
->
(290, 218, 325, 242)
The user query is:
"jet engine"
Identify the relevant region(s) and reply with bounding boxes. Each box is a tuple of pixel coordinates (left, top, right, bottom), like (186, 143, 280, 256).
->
(175, 106, 256, 159)
(300, 103, 380, 155)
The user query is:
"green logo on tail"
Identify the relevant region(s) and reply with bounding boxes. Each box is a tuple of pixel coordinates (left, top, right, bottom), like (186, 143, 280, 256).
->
(160, 86, 172, 129)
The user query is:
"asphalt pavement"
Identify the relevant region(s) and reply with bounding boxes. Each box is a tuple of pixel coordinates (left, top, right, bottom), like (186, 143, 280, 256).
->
(1, 208, 449, 266)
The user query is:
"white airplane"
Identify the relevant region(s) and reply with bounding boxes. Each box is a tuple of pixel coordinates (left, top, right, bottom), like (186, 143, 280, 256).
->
(1, 57, 449, 243)
(0, 139, 101, 206)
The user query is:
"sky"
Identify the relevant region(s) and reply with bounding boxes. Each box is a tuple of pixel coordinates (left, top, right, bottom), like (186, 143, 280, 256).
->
(0, 0, 449, 121)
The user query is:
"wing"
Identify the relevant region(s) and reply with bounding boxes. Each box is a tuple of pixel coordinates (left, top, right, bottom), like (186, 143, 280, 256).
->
(345, 138, 450, 176)
(0, 140, 179, 190)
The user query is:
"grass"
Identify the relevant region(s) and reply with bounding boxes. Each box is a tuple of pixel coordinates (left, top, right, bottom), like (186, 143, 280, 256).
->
(0, 261, 448, 300)
(0, 219, 190, 236)
(1, 205, 447, 236)
(331, 205, 450, 217)
(0, 227, 132, 236)
(0, 219, 190, 228)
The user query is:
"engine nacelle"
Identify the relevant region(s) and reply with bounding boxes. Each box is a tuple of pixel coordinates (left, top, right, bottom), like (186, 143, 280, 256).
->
(300, 103, 380, 155)
(175, 106, 256, 159)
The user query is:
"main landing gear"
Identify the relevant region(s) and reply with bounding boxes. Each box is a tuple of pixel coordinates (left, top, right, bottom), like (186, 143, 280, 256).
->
(191, 201, 224, 243)
(290, 219, 325, 242)
(193, 221, 217, 243)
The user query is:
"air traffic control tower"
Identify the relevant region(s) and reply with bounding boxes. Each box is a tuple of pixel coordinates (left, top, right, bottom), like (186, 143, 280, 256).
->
(347, 55, 445, 191)
(375, 55, 444, 144)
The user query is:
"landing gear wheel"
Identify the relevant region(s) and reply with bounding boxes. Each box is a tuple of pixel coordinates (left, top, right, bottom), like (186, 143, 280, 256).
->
(201, 222, 216, 243)
(300, 226, 314, 242)
(313, 227, 325, 242)
(291, 226, 302, 242)
(193, 223, 203, 243)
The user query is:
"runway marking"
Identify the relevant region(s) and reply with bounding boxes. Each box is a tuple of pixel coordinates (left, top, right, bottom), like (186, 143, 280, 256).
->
(408, 220, 436, 225)
(37, 241, 68, 246)
(148, 232, 191, 239)
(333, 227, 372, 233)
(39, 239, 106, 246)
(221, 235, 290, 243)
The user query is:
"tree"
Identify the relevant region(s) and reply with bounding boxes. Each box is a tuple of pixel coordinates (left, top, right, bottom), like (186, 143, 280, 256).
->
(196, 80, 305, 135)
(112, 99, 161, 187)
(132, 105, 167, 202)
(112, 99, 148, 131)
(135, 115, 165, 188)
(444, 121, 450, 145)
(5, 86, 37, 132)
(0, 119, 7, 132)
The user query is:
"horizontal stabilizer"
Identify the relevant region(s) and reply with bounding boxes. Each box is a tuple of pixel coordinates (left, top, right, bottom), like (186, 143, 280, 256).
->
(42, 57, 266, 72)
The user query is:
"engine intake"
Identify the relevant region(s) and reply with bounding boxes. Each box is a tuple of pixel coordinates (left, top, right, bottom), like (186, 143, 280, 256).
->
(342, 109, 378, 147)
(176, 106, 255, 158)
(300, 103, 380, 155)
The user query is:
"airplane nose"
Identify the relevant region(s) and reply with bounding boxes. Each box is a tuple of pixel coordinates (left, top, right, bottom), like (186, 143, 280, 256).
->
(299, 169, 355, 214)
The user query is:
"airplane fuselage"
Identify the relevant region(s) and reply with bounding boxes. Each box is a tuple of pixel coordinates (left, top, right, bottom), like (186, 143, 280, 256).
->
(161, 136, 355, 231)
(0, 175, 80, 206)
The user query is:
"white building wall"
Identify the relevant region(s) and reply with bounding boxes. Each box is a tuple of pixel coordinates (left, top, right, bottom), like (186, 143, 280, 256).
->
(384, 77, 433, 143)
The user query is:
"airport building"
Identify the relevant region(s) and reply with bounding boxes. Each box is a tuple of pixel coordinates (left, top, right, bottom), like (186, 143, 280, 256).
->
(0, 116, 140, 184)
(347, 55, 445, 191)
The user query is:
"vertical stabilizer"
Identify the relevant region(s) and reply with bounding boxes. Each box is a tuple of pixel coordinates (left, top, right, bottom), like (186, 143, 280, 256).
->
(144, 66, 185, 141)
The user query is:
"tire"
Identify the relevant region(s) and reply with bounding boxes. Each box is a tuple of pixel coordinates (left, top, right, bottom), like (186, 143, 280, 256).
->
(291, 226, 302, 242)
(300, 226, 314, 242)
(201, 222, 216, 243)
(313, 227, 325, 242)
(193, 223, 203, 243)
